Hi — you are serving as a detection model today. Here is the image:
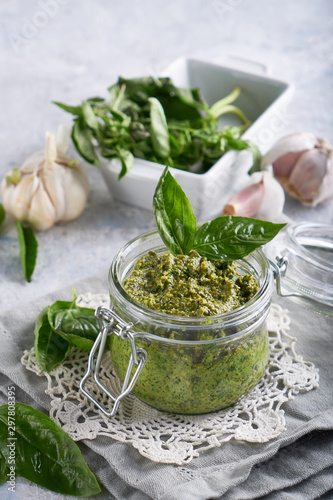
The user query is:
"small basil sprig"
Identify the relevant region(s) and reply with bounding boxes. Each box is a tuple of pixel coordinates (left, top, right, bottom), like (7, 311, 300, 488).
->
(153, 167, 286, 260)
(0, 403, 101, 496)
(34, 289, 102, 372)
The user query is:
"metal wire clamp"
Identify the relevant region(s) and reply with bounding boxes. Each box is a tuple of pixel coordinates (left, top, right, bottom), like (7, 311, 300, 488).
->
(270, 255, 324, 306)
(79, 305, 147, 417)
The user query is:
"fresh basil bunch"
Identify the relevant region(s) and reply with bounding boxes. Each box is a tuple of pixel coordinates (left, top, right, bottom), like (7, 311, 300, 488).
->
(34, 289, 102, 372)
(55, 76, 260, 178)
(153, 167, 286, 260)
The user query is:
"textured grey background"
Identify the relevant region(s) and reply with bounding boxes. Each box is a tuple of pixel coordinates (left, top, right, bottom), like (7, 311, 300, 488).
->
(0, 1, 333, 498)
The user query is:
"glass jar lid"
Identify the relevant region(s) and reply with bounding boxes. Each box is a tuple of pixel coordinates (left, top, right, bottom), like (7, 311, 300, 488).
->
(274, 222, 333, 316)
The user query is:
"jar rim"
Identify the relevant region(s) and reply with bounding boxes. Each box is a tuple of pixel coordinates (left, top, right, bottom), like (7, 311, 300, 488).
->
(127, 317, 268, 346)
(108, 230, 273, 342)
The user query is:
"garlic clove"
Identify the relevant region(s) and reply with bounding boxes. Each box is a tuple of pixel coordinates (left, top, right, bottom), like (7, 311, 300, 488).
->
(1, 182, 16, 219)
(222, 178, 265, 217)
(12, 174, 39, 221)
(21, 150, 45, 174)
(261, 132, 318, 170)
(222, 170, 286, 222)
(271, 150, 307, 179)
(60, 165, 89, 221)
(56, 124, 71, 158)
(2, 173, 39, 221)
(255, 170, 286, 221)
(316, 155, 333, 206)
(28, 183, 57, 230)
(41, 161, 67, 220)
(261, 131, 333, 207)
(283, 148, 330, 206)
(42, 129, 89, 222)
(45, 131, 58, 165)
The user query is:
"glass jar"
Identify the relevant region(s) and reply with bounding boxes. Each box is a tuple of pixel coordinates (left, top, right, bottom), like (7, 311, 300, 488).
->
(107, 230, 273, 414)
(278, 222, 333, 316)
(80, 223, 333, 416)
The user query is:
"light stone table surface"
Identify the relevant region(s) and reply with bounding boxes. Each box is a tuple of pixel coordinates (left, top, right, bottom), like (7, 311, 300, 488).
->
(0, 0, 332, 498)
(0, 0, 332, 314)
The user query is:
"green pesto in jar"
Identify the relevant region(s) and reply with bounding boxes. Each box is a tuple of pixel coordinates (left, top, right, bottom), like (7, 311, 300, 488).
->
(110, 248, 268, 414)
(123, 250, 259, 317)
(111, 324, 269, 414)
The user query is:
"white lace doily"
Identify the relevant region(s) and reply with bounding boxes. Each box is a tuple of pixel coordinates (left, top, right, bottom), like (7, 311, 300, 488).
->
(21, 293, 319, 465)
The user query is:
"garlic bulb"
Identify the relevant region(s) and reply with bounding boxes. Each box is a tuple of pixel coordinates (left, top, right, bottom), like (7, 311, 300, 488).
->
(1, 126, 89, 230)
(222, 169, 286, 222)
(261, 132, 333, 207)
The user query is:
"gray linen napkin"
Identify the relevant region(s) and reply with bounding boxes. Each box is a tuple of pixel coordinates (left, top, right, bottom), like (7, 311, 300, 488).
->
(0, 273, 332, 500)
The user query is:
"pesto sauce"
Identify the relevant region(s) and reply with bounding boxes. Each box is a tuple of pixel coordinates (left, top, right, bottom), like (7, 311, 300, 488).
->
(110, 250, 268, 414)
(111, 325, 269, 414)
(123, 250, 259, 317)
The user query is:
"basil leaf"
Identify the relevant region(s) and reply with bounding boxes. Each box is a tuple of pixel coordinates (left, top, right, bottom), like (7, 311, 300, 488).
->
(34, 307, 70, 372)
(34, 290, 103, 371)
(158, 85, 205, 122)
(48, 301, 100, 351)
(87, 96, 105, 103)
(116, 76, 163, 104)
(81, 100, 99, 131)
(53, 101, 82, 115)
(0, 403, 101, 496)
(223, 133, 249, 151)
(0, 203, 5, 227)
(16, 221, 38, 282)
(0, 448, 9, 484)
(193, 216, 286, 261)
(148, 97, 170, 158)
(72, 119, 100, 167)
(116, 148, 134, 180)
(153, 167, 197, 255)
(173, 86, 206, 111)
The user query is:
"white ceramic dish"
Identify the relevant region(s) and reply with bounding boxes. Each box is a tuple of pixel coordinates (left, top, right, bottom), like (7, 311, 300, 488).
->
(100, 57, 293, 220)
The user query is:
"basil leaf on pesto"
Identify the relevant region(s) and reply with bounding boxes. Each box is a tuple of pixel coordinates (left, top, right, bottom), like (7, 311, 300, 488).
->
(193, 216, 286, 261)
(153, 167, 197, 255)
(153, 169, 286, 260)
